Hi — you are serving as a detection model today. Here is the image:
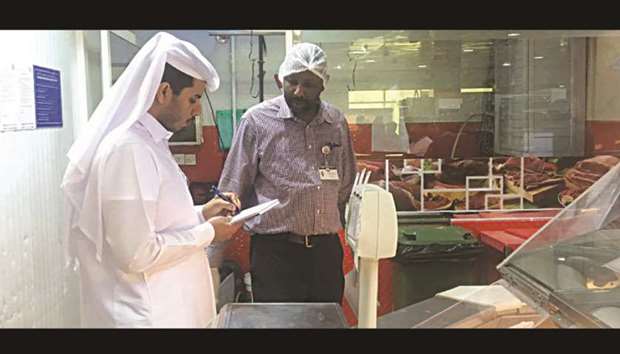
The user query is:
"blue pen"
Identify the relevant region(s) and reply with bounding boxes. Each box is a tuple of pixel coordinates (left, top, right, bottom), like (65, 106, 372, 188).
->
(210, 186, 240, 214)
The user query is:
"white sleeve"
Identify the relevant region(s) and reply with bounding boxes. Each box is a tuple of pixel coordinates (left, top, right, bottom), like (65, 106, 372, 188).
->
(101, 143, 214, 274)
(194, 204, 206, 223)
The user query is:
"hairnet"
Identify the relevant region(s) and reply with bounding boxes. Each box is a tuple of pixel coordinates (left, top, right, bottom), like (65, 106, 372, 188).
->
(277, 42, 329, 86)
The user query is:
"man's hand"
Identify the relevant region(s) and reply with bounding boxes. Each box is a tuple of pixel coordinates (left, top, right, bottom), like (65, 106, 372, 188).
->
(201, 192, 241, 220)
(208, 216, 243, 243)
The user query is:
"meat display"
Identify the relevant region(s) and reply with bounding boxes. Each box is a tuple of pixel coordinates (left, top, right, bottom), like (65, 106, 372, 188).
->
(437, 159, 488, 185)
(354, 154, 620, 211)
(559, 155, 620, 206)
(499, 156, 562, 191)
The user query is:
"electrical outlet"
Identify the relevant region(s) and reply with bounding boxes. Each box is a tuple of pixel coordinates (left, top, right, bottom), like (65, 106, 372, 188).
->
(173, 154, 185, 165)
(184, 154, 197, 165)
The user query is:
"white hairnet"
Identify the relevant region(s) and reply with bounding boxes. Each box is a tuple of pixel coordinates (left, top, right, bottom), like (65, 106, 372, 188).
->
(278, 42, 329, 86)
(61, 32, 219, 262)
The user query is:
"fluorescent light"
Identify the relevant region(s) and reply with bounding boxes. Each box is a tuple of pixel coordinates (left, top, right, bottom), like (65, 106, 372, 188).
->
(507, 32, 520, 37)
(417, 64, 427, 68)
(502, 62, 511, 67)
(348, 90, 384, 103)
(334, 65, 342, 70)
(365, 59, 376, 63)
(559, 84, 565, 88)
(534, 56, 544, 60)
(461, 87, 494, 93)
(349, 103, 387, 109)
(463, 49, 474, 53)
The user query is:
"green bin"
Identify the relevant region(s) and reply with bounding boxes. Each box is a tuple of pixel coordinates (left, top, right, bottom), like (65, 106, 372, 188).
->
(392, 224, 485, 310)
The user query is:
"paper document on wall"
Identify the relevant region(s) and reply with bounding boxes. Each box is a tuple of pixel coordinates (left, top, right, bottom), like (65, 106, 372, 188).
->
(230, 199, 280, 224)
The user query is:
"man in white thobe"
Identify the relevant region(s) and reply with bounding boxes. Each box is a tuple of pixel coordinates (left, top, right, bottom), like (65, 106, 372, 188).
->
(61, 32, 242, 328)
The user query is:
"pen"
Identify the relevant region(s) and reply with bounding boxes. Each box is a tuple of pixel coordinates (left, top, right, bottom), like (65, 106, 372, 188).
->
(210, 186, 240, 214)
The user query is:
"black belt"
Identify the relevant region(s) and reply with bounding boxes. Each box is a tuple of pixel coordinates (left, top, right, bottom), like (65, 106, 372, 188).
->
(254, 232, 336, 248)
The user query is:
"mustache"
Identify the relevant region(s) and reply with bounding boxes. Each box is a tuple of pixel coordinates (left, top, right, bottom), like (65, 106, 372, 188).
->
(287, 96, 318, 106)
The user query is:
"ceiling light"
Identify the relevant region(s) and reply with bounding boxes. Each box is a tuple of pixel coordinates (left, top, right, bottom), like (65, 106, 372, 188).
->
(215, 35, 229, 44)
(417, 64, 427, 68)
(502, 62, 511, 67)
(461, 87, 494, 93)
(534, 56, 544, 60)
(507, 33, 520, 37)
(335, 65, 342, 70)
(463, 49, 474, 53)
(365, 59, 376, 63)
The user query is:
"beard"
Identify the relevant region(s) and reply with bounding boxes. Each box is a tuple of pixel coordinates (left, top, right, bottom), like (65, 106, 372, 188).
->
(160, 114, 194, 133)
(284, 93, 320, 117)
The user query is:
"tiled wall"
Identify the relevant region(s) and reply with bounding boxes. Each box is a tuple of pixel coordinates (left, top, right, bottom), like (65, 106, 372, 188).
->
(0, 31, 80, 327)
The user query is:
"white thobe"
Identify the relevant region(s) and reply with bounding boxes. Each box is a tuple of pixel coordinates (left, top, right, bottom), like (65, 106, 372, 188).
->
(71, 113, 216, 328)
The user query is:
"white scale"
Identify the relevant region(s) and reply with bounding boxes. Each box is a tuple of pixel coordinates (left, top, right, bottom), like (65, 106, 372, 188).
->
(345, 168, 398, 328)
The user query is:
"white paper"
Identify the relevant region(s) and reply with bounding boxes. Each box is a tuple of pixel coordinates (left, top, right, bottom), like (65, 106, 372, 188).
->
(0, 63, 35, 131)
(604, 256, 620, 273)
(437, 285, 526, 313)
(230, 199, 280, 224)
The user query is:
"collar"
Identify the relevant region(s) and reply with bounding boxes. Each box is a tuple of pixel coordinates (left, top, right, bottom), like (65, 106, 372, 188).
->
(138, 112, 174, 143)
(276, 95, 333, 124)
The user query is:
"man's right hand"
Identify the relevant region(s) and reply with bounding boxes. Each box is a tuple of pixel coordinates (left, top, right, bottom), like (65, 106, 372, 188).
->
(208, 216, 243, 243)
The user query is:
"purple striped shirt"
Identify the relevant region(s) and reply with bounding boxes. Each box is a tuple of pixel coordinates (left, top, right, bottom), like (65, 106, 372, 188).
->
(218, 95, 357, 236)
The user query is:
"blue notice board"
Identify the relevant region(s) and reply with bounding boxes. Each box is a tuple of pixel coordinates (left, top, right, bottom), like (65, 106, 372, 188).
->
(33, 65, 62, 128)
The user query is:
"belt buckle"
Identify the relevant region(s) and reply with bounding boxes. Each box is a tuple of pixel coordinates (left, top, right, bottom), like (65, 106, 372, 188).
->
(304, 235, 313, 248)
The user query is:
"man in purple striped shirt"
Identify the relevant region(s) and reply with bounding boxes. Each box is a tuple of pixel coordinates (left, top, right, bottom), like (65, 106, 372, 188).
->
(218, 43, 356, 304)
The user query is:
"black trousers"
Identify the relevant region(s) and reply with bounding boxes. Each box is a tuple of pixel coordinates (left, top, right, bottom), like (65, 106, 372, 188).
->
(249, 232, 344, 303)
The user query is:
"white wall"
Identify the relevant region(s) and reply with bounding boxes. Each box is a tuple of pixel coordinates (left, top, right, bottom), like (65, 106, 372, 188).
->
(0, 30, 80, 327)
(589, 36, 620, 121)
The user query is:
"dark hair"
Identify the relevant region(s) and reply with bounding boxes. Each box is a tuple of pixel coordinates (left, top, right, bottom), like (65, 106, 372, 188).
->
(161, 63, 194, 95)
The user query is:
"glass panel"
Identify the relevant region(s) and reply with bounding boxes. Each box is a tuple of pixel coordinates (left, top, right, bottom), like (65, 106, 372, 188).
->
(296, 30, 620, 216)
(298, 30, 600, 159)
(83, 31, 103, 117)
(109, 31, 139, 84)
(500, 160, 620, 327)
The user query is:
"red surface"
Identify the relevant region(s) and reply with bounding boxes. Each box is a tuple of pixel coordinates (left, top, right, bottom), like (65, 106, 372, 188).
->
(349, 124, 372, 154)
(479, 231, 524, 253)
(171, 126, 228, 183)
(451, 210, 558, 237)
(452, 211, 557, 255)
(452, 219, 550, 237)
(505, 228, 540, 240)
(405, 122, 481, 145)
(477, 210, 558, 219)
(586, 120, 620, 155)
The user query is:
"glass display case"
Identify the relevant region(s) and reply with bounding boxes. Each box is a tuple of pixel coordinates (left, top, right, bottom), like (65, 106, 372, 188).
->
(498, 159, 620, 328)
(377, 160, 620, 328)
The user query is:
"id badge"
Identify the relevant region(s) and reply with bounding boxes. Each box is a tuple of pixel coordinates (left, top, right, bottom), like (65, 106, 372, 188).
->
(319, 167, 339, 180)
